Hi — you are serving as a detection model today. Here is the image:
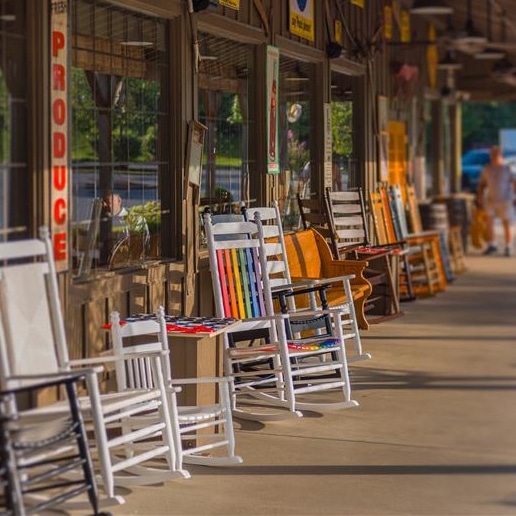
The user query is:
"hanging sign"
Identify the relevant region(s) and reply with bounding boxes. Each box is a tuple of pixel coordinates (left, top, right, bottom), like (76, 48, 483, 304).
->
(400, 9, 411, 42)
(384, 5, 393, 40)
(266, 45, 280, 175)
(324, 103, 333, 189)
(220, 0, 240, 9)
(50, 0, 70, 271)
(351, 0, 364, 7)
(427, 23, 438, 90)
(289, 0, 315, 42)
(335, 19, 343, 46)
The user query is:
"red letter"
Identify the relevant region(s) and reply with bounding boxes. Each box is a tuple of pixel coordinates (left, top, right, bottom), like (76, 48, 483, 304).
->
(53, 198, 67, 225)
(53, 165, 67, 190)
(54, 232, 67, 261)
(53, 64, 65, 91)
(53, 132, 66, 158)
(52, 31, 65, 58)
(53, 99, 66, 125)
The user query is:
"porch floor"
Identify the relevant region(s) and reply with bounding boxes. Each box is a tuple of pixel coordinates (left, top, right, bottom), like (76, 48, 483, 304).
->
(97, 249, 516, 515)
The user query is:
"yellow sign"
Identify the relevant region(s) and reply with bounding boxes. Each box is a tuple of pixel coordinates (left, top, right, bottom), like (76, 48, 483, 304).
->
(427, 24, 438, 89)
(384, 5, 392, 40)
(400, 9, 410, 43)
(335, 19, 343, 46)
(351, 0, 364, 7)
(220, 0, 240, 9)
(289, 0, 315, 42)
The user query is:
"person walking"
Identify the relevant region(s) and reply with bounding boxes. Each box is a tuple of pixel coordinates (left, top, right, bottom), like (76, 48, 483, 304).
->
(477, 145, 516, 256)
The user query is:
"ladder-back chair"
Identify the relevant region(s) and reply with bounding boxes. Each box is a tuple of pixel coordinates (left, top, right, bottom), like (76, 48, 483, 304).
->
(369, 189, 415, 301)
(204, 213, 358, 416)
(110, 307, 242, 468)
(387, 186, 444, 296)
(323, 188, 401, 320)
(0, 228, 187, 507)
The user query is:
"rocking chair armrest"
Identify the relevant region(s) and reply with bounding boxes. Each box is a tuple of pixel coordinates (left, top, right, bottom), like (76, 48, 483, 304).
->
(289, 274, 356, 286)
(288, 307, 351, 320)
(4, 372, 92, 392)
(169, 376, 230, 386)
(355, 249, 392, 261)
(270, 279, 320, 293)
(410, 229, 440, 239)
(68, 350, 169, 374)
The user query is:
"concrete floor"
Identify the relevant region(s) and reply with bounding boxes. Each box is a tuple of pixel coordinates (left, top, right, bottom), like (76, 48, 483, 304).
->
(106, 251, 516, 516)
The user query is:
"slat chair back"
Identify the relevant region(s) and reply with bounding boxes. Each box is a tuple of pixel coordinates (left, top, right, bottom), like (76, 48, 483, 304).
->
(405, 184, 425, 234)
(203, 212, 296, 419)
(296, 194, 334, 242)
(379, 187, 399, 245)
(110, 311, 170, 391)
(324, 188, 370, 258)
(389, 185, 411, 241)
(369, 190, 390, 246)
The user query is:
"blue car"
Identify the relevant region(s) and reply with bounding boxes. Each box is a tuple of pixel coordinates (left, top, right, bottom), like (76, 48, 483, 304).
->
(461, 148, 516, 192)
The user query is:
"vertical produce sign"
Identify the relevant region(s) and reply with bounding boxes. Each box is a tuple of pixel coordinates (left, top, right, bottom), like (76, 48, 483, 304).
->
(266, 45, 280, 175)
(50, 0, 69, 270)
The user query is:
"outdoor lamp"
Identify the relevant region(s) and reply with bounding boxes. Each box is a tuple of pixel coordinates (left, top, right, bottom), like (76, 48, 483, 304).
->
(410, 0, 453, 15)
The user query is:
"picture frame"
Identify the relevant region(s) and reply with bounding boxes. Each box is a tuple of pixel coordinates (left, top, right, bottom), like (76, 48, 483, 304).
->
(185, 120, 207, 199)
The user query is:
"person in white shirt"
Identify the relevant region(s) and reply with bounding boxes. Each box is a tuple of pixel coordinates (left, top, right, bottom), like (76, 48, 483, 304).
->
(477, 145, 516, 256)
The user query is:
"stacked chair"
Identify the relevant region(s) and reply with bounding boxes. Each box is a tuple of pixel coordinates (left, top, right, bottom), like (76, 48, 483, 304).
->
(369, 186, 443, 299)
(0, 227, 188, 511)
(203, 211, 358, 419)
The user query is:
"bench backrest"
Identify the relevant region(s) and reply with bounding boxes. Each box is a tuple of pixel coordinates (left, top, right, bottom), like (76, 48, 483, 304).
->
(282, 228, 335, 279)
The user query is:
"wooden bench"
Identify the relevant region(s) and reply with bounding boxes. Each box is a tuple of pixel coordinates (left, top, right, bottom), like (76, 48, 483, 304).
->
(282, 228, 372, 330)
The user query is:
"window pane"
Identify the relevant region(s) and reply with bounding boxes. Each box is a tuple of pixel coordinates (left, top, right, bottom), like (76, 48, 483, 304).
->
(71, 0, 168, 277)
(197, 33, 252, 231)
(0, 0, 28, 241)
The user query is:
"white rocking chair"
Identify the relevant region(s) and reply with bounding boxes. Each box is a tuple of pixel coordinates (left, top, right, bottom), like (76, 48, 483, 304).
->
(204, 213, 358, 418)
(109, 307, 242, 468)
(0, 227, 188, 508)
(245, 201, 369, 362)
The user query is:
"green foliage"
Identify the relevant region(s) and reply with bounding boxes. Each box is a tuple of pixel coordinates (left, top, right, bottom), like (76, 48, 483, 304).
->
(227, 95, 243, 124)
(127, 200, 161, 233)
(462, 101, 516, 150)
(287, 134, 309, 173)
(331, 101, 353, 157)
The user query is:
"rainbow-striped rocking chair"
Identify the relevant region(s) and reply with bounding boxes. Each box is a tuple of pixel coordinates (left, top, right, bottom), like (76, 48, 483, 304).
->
(204, 213, 358, 420)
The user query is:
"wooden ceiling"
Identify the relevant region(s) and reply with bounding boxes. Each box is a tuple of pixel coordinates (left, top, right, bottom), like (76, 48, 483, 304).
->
(410, 0, 516, 101)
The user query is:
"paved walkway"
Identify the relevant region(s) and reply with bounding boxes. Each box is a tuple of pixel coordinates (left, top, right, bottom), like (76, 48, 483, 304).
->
(109, 252, 516, 516)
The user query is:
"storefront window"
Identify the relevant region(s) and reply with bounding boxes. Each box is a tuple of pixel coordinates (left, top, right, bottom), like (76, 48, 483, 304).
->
(197, 33, 253, 217)
(71, 0, 168, 278)
(279, 57, 313, 232)
(331, 72, 355, 192)
(0, 0, 28, 241)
